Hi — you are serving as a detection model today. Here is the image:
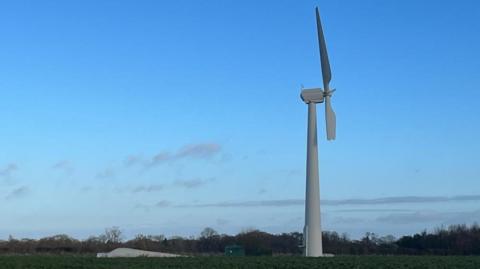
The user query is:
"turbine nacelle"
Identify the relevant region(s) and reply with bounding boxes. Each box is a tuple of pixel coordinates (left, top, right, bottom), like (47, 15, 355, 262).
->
(300, 88, 324, 104)
(300, 88, 335, 104)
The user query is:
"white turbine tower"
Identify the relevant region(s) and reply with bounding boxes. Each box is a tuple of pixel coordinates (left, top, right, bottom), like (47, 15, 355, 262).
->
(300, 7, 336, 257)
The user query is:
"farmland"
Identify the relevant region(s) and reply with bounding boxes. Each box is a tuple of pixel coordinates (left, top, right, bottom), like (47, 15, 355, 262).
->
(0, 255, 479, 269)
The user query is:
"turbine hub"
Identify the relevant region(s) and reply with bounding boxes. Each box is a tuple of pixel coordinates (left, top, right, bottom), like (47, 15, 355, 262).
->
(323, 88, 336, 97)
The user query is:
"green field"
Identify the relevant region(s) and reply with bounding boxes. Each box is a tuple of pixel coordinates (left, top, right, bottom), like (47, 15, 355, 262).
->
(0, 256, 479, 269)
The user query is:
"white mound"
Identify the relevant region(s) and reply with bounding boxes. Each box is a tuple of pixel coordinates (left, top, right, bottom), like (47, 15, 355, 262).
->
(97, 248, 181, 258)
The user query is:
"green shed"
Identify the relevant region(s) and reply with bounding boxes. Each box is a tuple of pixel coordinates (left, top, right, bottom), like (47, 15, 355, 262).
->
(224, 245, 245, 256)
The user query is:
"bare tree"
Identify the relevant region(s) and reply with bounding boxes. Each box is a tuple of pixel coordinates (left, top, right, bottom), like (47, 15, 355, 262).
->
(200, 227, 218, 239)
(104, 226, 123, 244)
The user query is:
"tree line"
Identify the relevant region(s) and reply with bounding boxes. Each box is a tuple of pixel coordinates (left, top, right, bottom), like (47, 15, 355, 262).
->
(1, 224, 479, 255)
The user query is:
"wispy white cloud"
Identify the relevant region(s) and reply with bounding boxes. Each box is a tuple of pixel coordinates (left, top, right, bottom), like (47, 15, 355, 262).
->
(5, 186, 29, 200)
(176, 143, 221, 159)
(149, 152, 173, 167)
(130, 178, 213, 194)
(52, 160, 74, 174)
(124, 155, 143, 167)
(331, 208, 413, 213)
(179, 199, 303, 208)
(0, 163, 18, 178)
(155, 200, 171, 207)
(138, 143, 222, 168)
(322, 195, 480, 206)
(134, 200, 171, 211)
(174, 178, 214, 189)
(376, 210, 480, 224)
(149, 195, 480, 208)
(96, 168, 115, 179)
(132, 184, 165, 193)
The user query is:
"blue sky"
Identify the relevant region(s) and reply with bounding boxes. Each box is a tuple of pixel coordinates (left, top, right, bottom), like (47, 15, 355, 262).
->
(1, 0, 479, 239)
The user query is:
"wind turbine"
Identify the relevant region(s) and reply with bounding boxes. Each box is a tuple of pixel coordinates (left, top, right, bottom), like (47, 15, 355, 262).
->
(300, 7, 336, 257)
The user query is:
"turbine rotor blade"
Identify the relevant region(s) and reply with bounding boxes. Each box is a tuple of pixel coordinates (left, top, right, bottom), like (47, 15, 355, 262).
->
(325, 96, 336, 141)
(316, 7, 331, 91)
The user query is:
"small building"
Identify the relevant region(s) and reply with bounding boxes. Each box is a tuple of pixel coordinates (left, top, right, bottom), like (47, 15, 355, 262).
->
(224, 245, 245, 256)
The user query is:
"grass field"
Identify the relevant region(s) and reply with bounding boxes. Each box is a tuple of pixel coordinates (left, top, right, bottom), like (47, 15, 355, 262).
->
(1, 255, 480, 269)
